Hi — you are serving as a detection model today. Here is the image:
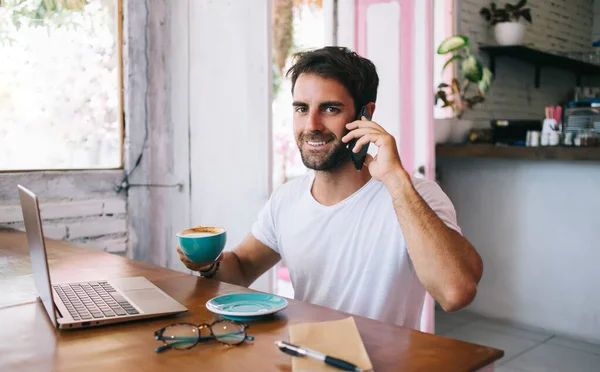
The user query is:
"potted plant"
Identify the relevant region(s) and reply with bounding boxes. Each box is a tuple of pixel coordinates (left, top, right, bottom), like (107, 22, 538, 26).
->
(480, 0, 532, 46)
(434, 35, 493, 143)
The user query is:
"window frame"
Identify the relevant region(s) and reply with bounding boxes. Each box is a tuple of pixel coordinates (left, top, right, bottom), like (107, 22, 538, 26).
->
(0, 0, 125, 173)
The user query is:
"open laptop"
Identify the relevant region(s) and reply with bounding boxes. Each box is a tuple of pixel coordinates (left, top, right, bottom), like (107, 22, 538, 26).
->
(18, 184, 188, 329)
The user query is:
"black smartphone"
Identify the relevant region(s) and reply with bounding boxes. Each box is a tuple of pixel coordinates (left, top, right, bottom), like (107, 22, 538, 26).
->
(347, 106, 371, 171)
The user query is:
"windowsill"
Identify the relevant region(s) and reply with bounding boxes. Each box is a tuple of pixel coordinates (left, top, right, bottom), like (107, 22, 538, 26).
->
(0, 168, 123, 174)
(0, 169, 125, 203)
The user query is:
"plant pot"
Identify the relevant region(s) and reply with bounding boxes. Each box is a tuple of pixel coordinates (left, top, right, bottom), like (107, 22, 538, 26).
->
(494, 22, 526, 46)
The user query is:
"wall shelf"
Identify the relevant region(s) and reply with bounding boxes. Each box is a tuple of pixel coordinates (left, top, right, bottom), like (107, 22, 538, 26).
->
(479, 45, 600, 88)
(436, 144, 600, 161)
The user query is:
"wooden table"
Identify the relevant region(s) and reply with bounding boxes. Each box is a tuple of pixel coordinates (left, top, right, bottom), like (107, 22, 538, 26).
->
(0, 228, 503, 371)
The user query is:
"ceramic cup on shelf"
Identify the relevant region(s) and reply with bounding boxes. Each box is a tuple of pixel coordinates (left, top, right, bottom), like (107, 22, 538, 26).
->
(528, 131, 540, 147)
(564, 132, 574, 146)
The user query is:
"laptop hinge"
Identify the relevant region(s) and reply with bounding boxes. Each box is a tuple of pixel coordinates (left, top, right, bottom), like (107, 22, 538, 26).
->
(54, 303, 64, 320)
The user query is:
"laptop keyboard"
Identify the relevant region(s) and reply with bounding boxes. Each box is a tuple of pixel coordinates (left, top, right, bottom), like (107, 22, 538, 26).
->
(53, 281, 140, 321)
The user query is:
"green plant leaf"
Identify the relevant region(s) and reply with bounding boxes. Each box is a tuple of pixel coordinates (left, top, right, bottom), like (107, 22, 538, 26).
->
(521, 8, 532, 23)
(461, 55, 483, 82)
(513, 0, 527, 10)
(496, 9, 509, 21)
(435, 90, 450, 107)
(451, 78, 461, 95)
(437, 35, 469, 54)
(465, 95, 485, 109)
(479, 8, 491, 21)
(478, 67, 493, 93)
(442, 55, 464, 73)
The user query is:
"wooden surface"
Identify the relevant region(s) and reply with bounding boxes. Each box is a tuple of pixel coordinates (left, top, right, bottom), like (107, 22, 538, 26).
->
(437, 144, 600, 161)
(0, 228, 504, 371)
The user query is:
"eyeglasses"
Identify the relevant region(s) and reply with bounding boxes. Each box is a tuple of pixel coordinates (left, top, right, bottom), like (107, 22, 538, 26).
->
(154, 320, 254, 353)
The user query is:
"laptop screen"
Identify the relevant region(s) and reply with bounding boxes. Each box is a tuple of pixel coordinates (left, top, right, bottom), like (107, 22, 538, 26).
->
(17, 185, 58, 328)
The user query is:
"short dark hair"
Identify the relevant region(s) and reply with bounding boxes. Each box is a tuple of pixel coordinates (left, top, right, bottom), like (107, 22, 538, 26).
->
(286, 46, 379, 114)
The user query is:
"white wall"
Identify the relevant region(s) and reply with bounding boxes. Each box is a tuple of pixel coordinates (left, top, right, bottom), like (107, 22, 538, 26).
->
(365, 2, 401, 143)
(336, 0, 354, 49)
(438, 158, 600, 343)
(188, 0, 273, 293)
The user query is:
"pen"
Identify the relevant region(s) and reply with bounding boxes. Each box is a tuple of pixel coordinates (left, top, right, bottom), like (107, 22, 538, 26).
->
(275, 340, 363, 372)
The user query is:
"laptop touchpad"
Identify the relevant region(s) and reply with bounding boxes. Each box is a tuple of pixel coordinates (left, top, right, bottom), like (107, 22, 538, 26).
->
(124, 288, 173, 312)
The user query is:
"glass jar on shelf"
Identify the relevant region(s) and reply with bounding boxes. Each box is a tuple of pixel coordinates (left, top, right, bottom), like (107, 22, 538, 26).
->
(576, 129, 598, 147)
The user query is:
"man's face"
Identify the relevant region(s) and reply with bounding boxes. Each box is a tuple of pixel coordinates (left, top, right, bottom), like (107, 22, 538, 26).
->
(292, 73, 356, 171)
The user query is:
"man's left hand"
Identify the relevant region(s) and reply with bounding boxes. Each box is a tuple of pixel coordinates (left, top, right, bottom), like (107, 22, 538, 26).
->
(342, 116, 405, 183)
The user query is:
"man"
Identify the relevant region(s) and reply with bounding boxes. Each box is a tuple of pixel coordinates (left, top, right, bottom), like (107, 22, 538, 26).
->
(178, 46, 483, 329)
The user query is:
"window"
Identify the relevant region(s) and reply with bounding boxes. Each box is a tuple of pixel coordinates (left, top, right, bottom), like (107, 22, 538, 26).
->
(0, 0, 122, 171)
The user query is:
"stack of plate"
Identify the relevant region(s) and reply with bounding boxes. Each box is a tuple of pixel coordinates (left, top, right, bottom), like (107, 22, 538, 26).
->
(206, 293, 288, 321)
(565, 115, 590, 133)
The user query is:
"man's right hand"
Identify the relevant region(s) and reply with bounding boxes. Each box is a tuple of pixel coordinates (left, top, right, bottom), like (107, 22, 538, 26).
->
(176, 245, 222, 272)
(175, 234, 281, 287)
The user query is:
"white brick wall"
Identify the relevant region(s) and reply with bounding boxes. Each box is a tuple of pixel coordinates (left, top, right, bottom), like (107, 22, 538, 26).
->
(461, 0, 594, 52)
(41, 225, 68, 240)
(40, 200, 103, 220)
(0, 205, 23, 224)
(102, 198, 127, 215)
(81, 236, 128, 253)
(1, 196, 128, 255)
(458, 0, 598, 121)
(68, 218, 128, 239)
(593, 0, 600, 41)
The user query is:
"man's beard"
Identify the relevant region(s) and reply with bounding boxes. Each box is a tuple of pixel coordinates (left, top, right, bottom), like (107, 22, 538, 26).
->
(297, 131, 351, 171)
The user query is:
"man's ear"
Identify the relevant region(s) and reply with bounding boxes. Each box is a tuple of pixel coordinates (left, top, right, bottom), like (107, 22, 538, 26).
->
(366, 102, 376, 118)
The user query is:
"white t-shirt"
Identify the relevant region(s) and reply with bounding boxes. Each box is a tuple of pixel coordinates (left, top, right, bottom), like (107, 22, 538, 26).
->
(251, 172, 461, 329)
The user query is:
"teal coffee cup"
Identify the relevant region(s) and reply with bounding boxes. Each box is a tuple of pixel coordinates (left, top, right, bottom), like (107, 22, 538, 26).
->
(177, 226, 227, 264)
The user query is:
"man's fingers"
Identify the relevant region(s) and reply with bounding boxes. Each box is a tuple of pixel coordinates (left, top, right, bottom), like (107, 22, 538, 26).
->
(346, 119, 385, 131)
(176, 246, 198, 269)
(364, 154, 375, 168)
(352, 133, 382, 152)
(342, 128, 378, 143)
(176, 245, 221, 272)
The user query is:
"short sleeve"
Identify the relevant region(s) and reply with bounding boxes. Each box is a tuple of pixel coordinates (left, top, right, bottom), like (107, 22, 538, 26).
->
(413, 178, 462, 235)
(251, 191, 280, 253)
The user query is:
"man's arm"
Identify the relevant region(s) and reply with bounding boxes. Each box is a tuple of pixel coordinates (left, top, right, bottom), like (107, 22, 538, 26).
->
(342, 117, 483, 312)
(177, 233, 281, 287)
(385, 170, 483, 312)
